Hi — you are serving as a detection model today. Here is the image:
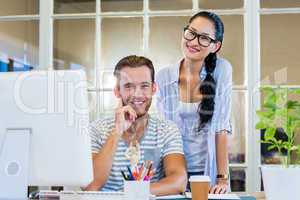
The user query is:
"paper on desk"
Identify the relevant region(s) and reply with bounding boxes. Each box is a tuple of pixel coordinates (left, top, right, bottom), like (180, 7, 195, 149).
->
(156, 192, 240, 199)
(155, 194, 186, 199)
(209, 194, 240, 199)
(186, 192, 240, 199)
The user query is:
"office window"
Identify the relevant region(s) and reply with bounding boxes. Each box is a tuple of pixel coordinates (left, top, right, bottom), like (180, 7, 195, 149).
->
(149, 16, 189, 70)
(149, 0, 192, 10)
(229, 91, 246, 164)
(101, 17, 143, 69)
(88, 91, 97, 121)
(0, 20, 39, 69)
(259, 1, 300, 192)
(219, 16, 244, 86)
(99, 90, 117, 115)
(0, 0, 39, 16)
(99, 70, 115, 89)
(261, 14, 300, 85)
(101, 0, 143, 12)
(53, 19, 95, 85)
(54, 0, 96, 14)
(230, 168, 246, 192)
(261, 0, 300, 8)
(199, 0, 243, 9)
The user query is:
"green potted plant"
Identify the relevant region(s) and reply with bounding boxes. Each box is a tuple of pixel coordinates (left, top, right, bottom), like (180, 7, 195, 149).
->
(256, 87, 300, 200)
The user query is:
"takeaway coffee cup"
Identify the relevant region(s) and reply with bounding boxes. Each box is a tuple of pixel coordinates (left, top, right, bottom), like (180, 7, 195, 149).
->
(189, 175, 211, 200)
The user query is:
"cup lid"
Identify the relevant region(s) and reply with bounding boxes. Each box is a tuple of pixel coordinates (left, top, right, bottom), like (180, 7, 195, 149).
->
(189, 175, 211, 182)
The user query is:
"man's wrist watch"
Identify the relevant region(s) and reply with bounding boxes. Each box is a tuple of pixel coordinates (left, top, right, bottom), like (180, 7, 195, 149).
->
(216, 174, 228, 180)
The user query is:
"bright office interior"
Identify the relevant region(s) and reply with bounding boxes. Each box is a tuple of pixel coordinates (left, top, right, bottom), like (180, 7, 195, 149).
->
(0, 0, 300, 196)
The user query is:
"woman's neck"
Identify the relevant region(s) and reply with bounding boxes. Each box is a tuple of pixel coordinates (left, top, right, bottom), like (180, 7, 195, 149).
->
(181, 59, 204, 76)
(179, 59, 204, 78)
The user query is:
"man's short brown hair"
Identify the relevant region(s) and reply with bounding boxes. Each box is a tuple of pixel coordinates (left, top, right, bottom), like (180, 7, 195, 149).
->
(113, 55, 155, 82)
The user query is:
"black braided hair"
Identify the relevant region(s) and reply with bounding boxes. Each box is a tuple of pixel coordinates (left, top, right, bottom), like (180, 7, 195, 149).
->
(188, 11, 224, 129)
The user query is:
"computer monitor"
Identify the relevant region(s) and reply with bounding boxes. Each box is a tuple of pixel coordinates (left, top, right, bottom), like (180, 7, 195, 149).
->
(0, 70, 93, 200)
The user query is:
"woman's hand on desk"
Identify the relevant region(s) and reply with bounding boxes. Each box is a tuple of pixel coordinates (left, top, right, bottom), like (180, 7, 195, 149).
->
(209, 178, 228, 194)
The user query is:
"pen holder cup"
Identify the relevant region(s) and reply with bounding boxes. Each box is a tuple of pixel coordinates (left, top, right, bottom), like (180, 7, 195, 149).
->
(124, 180, 150, 200)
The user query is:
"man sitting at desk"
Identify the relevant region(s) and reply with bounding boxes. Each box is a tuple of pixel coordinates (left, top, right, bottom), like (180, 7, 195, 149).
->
(85, 55, 187, 196)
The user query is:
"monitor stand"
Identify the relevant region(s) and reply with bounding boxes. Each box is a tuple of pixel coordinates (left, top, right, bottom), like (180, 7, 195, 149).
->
(0, 128, 31, 200)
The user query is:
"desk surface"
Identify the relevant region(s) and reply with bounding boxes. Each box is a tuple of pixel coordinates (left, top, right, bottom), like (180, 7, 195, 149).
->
(31, 192, 265, 200)
(34, 196, 258, 200)
(156, 193, 256, 200)
(156, 197, 256, 200)
(35, 198, 256, 200)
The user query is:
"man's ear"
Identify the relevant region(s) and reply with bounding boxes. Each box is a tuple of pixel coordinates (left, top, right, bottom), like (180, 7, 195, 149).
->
(152, 82, 157, 95)
(114, 86, 121, 98)
(211, 41, 222, 54)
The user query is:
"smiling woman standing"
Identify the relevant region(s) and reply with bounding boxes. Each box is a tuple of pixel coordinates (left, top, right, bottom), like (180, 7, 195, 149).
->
(156, 11, 232, 194)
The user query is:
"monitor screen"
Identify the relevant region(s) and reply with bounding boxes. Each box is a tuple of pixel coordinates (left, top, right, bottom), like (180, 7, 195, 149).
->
(0, 70, 93, 197)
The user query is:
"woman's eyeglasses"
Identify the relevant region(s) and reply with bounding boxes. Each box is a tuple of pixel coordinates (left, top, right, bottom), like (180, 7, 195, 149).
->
(183, 26, 216, 47)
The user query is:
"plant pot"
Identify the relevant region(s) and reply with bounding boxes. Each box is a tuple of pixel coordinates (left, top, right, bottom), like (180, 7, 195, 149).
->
(261, 165, 300, 200)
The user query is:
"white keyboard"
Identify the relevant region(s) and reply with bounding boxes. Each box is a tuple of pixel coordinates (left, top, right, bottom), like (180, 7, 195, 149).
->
(38, 190, 155, 200)
(60, 191, 124, 200)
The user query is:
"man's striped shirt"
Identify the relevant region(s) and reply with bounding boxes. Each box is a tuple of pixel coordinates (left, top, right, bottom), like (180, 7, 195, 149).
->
(89, 114, 184, 191)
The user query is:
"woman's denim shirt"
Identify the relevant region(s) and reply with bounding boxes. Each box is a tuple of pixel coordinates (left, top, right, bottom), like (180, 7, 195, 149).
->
(155, 57, 232, 186)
